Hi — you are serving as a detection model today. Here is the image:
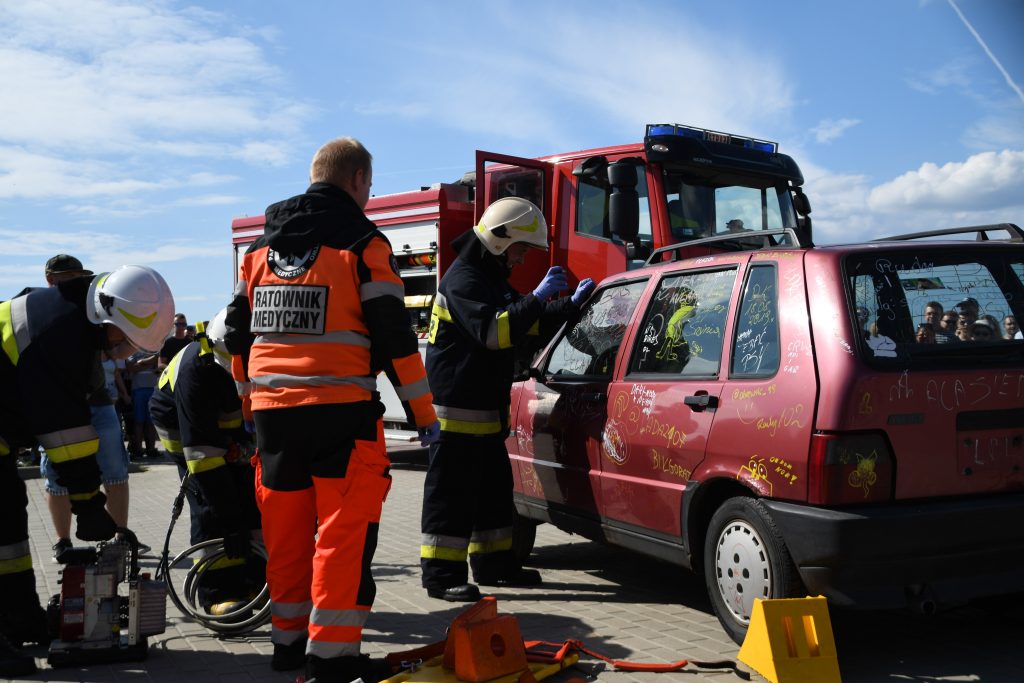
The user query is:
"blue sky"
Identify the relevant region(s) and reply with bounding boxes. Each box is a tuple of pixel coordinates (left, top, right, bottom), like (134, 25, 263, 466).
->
(1, 0, 1022, 323)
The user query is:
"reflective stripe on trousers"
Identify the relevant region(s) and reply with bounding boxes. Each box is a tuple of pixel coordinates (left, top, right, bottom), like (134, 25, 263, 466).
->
(254, 418, 389, 655)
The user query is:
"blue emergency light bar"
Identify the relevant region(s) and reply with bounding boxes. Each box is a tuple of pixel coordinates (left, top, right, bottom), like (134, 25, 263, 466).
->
(646, 123, 778, 153)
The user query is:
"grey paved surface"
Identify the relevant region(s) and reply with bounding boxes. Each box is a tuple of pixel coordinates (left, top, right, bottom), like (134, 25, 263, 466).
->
(12, 449, 1024, 683)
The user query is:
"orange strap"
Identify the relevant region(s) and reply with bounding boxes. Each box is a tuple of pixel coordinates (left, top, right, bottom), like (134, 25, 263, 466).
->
(523, 640, 750, 679)
(383, 637, 748, 680)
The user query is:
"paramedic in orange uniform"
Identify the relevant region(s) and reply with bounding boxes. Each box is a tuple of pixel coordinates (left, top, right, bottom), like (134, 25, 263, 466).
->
(224, 137, 439, 683)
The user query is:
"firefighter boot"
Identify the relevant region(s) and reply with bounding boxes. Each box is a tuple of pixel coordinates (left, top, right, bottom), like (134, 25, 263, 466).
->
(0, 603, 49, 648)
(0, 574, 51, 647)
(426, 583, 481, 602)
(0, 632, 36, 678)
(306, 654, 393, 683)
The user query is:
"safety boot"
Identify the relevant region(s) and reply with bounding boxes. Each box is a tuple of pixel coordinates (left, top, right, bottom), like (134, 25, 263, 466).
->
(205, 599, 253, 624)
(0, 603, 50, 648)
(425, 583, 481, 602)
(0, 632, 36, 677)
(306, 653, 393, 683)
(271, 637, 307, 671)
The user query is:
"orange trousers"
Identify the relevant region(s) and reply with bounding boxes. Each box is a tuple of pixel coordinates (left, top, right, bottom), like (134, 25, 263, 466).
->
(254, 402, 391, 659)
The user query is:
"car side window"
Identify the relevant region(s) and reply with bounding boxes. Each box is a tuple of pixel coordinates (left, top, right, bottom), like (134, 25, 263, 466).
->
(629, 268, 736, 377)
(545, 281, 648, 378)
(730, 265, 780, 377)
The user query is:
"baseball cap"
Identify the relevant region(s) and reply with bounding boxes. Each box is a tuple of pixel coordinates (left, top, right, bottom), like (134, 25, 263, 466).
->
(45, 254, 93, 276)
(954, 297, 979, 311)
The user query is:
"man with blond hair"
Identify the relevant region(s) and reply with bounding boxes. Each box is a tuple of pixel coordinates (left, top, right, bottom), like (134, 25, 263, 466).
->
(225, 136, 438, 682)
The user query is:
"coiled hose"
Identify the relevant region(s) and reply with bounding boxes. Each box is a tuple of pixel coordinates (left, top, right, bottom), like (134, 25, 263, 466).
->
(155, 473, 271, 636)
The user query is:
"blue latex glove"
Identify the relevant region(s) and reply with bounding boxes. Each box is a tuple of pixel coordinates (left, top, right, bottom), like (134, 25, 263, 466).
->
(418, 420, 441, 447)
(532, 266, 569, 301)
(571, 278, 595, 306)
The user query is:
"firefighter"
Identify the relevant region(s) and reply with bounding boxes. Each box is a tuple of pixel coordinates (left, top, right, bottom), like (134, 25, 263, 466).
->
(0, 265, 174, 677)
(421, 197, 595, 602)
(149, 308, 263, 617)
(224, 136, 438, 683)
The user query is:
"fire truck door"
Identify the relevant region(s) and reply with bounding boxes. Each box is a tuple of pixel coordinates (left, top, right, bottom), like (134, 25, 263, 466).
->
(475, 151, 554, 295)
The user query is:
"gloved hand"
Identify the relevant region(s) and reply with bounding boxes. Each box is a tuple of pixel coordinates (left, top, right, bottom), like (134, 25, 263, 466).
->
(532, 266, 569, 301)
(417, 420, 441, 447)
(71, 495, 118, 542)
(244, 420, 255, 434)
(571, 278, 596, 306)
(222, 529, 251, 560)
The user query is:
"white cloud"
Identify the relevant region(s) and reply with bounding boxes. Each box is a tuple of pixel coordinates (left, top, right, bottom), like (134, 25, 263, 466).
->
(356, 4, 794, 149)
(961, 110, 1024, 150)
(810, 118, 862, 144)
(801, 149, 1024, 243)
(868, 149, 1024, 212)
(175, 194, 244, 207)
(0, 0, 311, 201)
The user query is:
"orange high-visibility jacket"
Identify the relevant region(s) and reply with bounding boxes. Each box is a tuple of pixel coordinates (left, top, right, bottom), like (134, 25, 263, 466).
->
(224, 183, 435, 427)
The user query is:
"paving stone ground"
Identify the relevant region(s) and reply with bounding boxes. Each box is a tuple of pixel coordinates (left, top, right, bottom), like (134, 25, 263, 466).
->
(12, 449, 1023, 683)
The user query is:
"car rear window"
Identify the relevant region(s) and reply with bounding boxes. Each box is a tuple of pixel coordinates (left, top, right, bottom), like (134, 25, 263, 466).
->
(846, 249, 1024, 365)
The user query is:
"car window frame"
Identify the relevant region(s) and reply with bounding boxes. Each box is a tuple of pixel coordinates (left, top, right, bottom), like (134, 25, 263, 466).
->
(538, 277, 651, 381)
(624, 264, 740, 382)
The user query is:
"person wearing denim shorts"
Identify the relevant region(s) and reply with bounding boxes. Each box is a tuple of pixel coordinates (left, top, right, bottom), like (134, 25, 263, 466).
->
(41, 386, 133, 560)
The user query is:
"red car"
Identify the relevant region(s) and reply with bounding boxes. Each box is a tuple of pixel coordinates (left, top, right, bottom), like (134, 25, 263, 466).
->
(507, 224, 1024, 643)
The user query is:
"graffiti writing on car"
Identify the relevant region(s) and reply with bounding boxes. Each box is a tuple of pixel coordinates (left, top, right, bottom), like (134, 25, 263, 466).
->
(769, 456, 798, 485)
(651, 449, 691, 481)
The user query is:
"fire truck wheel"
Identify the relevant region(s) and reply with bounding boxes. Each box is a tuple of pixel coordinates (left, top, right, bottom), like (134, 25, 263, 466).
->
(703, 496, 802, 645)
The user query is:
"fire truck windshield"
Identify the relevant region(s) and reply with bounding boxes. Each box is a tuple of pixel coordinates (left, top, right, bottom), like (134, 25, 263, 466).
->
(662, 172, 798, 242)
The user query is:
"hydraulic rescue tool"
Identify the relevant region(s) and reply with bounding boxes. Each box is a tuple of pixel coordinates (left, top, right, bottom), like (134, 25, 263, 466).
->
(47, 528, 166, 667)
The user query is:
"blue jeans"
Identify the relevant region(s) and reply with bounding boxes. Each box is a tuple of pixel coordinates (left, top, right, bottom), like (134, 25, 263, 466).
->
(41, 404, 129, 495)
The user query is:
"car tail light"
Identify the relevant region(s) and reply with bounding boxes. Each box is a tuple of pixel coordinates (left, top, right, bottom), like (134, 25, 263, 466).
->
(807, 432, 894, 505)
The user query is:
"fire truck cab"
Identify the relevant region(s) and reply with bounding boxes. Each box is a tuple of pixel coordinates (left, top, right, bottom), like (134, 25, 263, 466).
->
(230, 123, 811, 434)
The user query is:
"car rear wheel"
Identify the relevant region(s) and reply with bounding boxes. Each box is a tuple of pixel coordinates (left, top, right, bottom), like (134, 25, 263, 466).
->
(704, 496, 802, 644)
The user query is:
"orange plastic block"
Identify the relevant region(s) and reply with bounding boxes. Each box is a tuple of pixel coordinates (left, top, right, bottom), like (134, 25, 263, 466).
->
(442, 598, 528, 683)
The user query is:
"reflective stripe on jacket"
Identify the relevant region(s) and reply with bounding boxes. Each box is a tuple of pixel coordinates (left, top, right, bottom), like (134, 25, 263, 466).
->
(0, 280, 103, 499)
(425, 234, 576, 436)
(223, 183, 436, 427)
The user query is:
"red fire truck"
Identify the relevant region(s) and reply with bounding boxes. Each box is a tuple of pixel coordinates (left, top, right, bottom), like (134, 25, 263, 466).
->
(230, 123, 812, 433)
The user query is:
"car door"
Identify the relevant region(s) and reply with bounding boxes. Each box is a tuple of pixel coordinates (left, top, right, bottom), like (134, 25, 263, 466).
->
(600, 266, 739, 538)
(511, 280, 649, 519)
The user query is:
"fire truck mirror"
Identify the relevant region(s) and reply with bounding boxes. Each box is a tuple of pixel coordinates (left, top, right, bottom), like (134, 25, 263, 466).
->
(608, 159, 639, 242)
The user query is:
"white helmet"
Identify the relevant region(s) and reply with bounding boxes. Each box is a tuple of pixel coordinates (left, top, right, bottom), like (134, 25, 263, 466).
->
(203, 307, 232, 372)
(86, 265, 175, 353)
(475, 197, 549, 255)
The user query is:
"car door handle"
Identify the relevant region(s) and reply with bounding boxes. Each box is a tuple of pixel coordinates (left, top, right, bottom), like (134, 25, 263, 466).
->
(581, 392, 606, 402)
(684, 393, 717, 411)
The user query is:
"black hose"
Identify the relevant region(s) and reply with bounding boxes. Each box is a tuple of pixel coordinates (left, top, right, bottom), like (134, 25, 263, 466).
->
(156, 474, 271, 636)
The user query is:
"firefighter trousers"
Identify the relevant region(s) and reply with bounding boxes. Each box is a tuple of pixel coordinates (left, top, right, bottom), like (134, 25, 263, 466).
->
(419, 433, 520, 589)
(0, 448, 45, 629)
(254, 401, 390, 661)
(168, 451, 264, 609)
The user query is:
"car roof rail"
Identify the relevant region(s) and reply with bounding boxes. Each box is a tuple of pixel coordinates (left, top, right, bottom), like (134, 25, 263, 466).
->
(645, 227, 813, 266)
(874, 223, 1023, 242)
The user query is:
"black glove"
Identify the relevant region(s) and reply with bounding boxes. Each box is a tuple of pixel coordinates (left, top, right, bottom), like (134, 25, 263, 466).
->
(222, 529, 251, 560)
(71, 495, 117, 542)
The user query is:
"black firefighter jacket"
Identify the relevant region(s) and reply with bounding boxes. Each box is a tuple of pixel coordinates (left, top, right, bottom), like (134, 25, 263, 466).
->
(426, 231, 577, 437)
